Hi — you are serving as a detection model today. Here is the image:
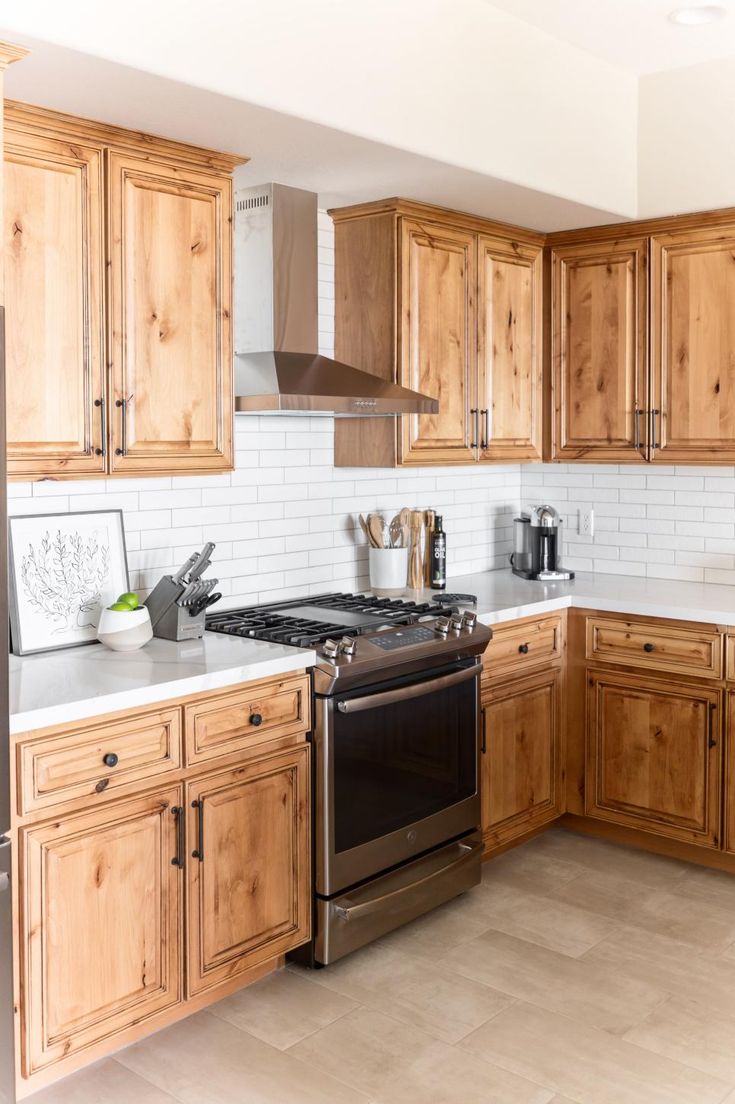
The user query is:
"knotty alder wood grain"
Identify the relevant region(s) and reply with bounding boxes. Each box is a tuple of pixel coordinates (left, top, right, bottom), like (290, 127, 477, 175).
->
(477, 235, 543, 462)
(107, 153, 233, 473)
(4, 129, 106, 476)
(586, 670, 721, 848)
(586, 616, 723, 681)
(551, 237, 649, 461)
(651, 225, 735, 462)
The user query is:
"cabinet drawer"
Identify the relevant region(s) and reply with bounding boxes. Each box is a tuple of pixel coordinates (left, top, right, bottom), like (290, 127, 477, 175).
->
(586, 617, 723, 680)
(17, 708, 182, 816)
(484, 615, 563, 678)
(185, 674, 310, 765)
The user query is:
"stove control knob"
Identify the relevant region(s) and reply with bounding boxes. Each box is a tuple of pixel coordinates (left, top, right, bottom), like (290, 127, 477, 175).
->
(449, 614, 464, 633)
(461, 611, 477, 632)
(434, 617, 450, 636)
(339, 637, 357, 658)
(322, 638, 340, 658)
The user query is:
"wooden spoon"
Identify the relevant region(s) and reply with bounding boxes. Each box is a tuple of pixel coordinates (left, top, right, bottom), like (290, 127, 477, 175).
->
(367, 513, 386, 549)
(358, 514, 373, 545)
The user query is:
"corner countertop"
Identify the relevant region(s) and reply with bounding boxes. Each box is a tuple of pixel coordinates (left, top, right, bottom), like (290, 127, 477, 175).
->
(9, 634, 316, 736)
(440, 568, 735, 628)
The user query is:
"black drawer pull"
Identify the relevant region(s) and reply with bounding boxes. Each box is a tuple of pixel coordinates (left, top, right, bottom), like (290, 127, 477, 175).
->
(103, 752, 119, 768)
(518, 643, 529, 655)
(171, 806, 185, 869)
(643, 643, 655, 653)
(250, 712, 263, 727)
(191, 799, 204, 861)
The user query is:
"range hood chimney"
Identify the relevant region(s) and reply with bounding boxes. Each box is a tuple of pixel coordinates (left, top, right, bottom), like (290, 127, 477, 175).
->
(234, 183, 438, 417)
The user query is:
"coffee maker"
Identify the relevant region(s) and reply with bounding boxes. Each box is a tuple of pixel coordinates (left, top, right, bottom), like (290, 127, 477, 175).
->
(511, 505, 574, 581)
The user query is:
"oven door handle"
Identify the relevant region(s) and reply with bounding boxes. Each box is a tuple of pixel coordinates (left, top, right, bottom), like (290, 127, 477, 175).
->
(336, 661, 483, 715)
(333, 838, 479, 922)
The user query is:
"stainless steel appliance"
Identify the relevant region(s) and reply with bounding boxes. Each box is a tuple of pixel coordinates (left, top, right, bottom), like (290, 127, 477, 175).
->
(0, 307, 15, 1104)
(233, 184, 439, 417)
(207, 592, 490, 965)
(511, 505, 574, 581)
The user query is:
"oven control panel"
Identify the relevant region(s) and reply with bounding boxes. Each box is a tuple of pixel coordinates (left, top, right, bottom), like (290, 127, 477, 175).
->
(369, 625, 436, 651)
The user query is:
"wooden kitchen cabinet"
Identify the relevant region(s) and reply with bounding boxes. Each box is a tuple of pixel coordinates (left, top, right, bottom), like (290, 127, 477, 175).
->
(651, 224, 735, 463)
(18, 786, 183, 1077)
(186, 744, 310, 996)
(550, 236, 649, 462)
(4, 114, 106, 477)
(586, 670, 721, 847)
(331, 198, 544, 467)
(3, 102, 244, 480)
(107, 152, 233, 474)
(481, 666, 563, 852)
(477, 235, 543, 462)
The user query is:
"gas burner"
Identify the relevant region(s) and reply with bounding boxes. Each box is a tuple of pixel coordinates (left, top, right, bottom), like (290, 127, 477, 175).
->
(205, 591, 471, 649)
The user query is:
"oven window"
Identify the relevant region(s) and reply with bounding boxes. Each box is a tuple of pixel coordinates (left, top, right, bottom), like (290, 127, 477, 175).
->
(332, 672, 477, 854)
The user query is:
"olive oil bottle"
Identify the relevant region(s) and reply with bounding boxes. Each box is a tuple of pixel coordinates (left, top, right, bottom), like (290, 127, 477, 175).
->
(430, 514, 446, 590)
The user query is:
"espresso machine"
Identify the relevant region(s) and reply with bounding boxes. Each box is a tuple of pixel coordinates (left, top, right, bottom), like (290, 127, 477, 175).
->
(511, 505, 574, 581)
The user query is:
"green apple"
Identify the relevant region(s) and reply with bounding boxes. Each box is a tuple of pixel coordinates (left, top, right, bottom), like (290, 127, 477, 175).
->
(109, 601, 133, 612)
(116, 591, 140, 610)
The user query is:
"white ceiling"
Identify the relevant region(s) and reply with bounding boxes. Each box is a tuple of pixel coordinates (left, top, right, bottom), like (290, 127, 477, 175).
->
(488, 0, 735, 75)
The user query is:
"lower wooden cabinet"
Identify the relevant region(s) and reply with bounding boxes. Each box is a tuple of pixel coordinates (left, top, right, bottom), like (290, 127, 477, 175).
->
(19, 786, 183, 1076)
(481, 667, 563, 851)
(586, 670, 721, 847)
(186, 745, 310, 996)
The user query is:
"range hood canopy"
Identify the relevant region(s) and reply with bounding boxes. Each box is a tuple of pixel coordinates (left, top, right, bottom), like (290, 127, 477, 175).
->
(234, 183, 438, 418)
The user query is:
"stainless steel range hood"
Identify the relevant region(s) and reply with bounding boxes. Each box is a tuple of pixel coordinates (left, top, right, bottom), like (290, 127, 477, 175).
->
(234, 183, 438, 417)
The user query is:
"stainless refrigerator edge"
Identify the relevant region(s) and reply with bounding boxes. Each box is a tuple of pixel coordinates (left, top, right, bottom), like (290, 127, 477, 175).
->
(0, 307, 14, 1104)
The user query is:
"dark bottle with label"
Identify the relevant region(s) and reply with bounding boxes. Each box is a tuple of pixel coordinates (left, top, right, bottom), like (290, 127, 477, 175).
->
(430, 514, 446, 590)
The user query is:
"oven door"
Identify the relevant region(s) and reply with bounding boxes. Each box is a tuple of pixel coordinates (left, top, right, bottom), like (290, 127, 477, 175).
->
(314, 660, 481, 897)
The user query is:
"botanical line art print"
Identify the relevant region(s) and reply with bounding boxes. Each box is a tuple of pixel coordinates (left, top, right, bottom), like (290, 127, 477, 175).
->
(8, 510, 129, 655)
(20, 529, 111, 634)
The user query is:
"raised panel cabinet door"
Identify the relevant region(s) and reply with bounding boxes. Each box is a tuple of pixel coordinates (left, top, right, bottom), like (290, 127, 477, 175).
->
(586, 671, 721, 847)
(186, 744, 310, 996)
(651, 226, 735, 462)
(477, 236, 543, 461)
(551, 238, 649, 461)
(19, 786, 183, 1076)
(398, 219, 477, 464)
(107, 152, 233, 473)
(481, 667, 563, 850)
(725, 691, 735, 854)
(4, 128, 105, 477)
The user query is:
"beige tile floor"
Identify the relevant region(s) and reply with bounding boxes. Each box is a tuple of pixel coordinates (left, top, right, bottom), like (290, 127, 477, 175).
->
(29, 827, 735, 1104)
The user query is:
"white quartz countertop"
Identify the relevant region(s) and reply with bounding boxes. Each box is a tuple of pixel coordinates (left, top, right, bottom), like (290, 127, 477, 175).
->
(441, 569, 735, 628)
(9, 634, 316, 735)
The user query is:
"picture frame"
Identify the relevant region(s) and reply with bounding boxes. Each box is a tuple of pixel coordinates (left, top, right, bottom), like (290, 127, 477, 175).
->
(8, 509, 130, 656)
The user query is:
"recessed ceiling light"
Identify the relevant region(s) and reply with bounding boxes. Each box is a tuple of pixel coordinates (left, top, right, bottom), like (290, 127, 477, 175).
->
(669, 5, 726, 25)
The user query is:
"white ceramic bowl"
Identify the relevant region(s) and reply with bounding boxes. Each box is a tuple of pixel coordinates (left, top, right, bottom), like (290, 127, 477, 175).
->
(97, 606, 153, 652)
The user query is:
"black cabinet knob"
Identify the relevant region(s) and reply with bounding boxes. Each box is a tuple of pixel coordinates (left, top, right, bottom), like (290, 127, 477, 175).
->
(103, 752, 119, 768)
(250, 713, 263, 727)
(518, 643, 529, 655)
(643, 643, 655, 653)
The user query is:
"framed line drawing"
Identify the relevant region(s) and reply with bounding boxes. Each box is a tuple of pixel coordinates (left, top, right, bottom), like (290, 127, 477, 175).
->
(8, 509, 130, 655)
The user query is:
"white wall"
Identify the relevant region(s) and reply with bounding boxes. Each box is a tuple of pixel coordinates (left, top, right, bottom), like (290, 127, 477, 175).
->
(8, 213, 519, 608)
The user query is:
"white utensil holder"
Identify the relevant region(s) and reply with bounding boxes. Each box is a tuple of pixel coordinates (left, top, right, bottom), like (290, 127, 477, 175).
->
(369, 547, 408, 592)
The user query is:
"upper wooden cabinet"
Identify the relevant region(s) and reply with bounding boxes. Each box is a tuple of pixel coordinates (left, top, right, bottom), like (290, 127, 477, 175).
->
(331, 198, 544, 467)
(551, 237, 649, 462)
(4, 103, 244, 480)
(651, 224, 735, 463)
(4, 122, 106, 477)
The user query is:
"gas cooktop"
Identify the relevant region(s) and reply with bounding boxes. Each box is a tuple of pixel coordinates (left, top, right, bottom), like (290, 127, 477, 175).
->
(205, 591, 476, 648)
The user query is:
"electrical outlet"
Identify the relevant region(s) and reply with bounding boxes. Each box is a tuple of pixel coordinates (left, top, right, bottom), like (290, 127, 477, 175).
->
(578, 508, 594, 538)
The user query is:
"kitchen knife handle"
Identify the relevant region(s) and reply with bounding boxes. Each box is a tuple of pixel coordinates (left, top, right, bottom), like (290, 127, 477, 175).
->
(191, 799, 204, 861)
(94, 397, 107, 457)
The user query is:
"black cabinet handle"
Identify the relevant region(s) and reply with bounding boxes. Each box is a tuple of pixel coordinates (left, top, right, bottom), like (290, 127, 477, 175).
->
(709, 702, 718, 748)
(94, 397, 107, 457)
(191, 798, 204, 861)
(103, 752, 119, 768)
(115, 394, 133, 457)
(650, 408, 660, 451)
(480, 408, 489, 450)
(643, 643, 655, 653)
(518, 643, 529, 655)
(250, 712, 263, 727)
(171, 806, 185, 869)
(634, 406, 643, 452)
(469, 408, 479, 450)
